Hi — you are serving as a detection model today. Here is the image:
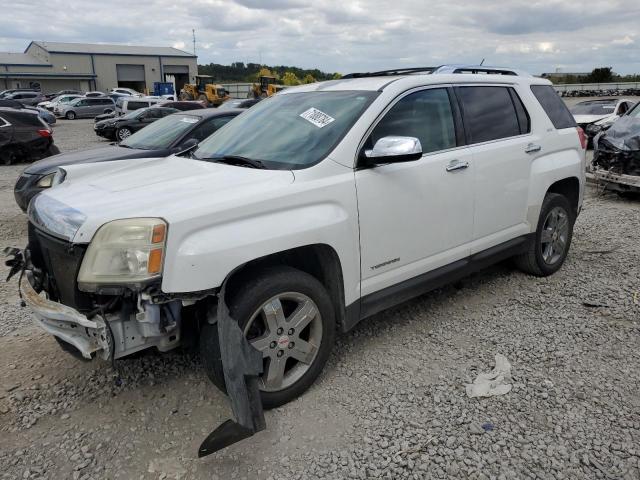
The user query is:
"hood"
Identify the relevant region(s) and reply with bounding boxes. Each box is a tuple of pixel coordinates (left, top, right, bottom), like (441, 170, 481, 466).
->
(32, 156, 295, 242)
(597, 116, 640, 151)
(23, 145, 156, 175)
(573, 114, 614, 125)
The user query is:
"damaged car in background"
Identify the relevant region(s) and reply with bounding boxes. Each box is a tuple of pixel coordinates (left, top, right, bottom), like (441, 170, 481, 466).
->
(593, 103, 640, 195)
(570, 98, 635, 147)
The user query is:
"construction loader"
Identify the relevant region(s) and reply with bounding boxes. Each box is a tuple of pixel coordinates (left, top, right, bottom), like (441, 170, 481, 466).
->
(180, 75, 229, 107)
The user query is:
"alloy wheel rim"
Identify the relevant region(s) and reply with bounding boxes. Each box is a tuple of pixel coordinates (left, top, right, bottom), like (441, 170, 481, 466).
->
(541, 206, 569, 265)
(244, 292, 322, 392)
(118, 129, 131, 140)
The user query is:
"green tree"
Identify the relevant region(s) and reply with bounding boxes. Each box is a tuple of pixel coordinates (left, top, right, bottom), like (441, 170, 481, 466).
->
(332, 72, 342, 80)
(585, 67, 614, 83)
(302, 74, 316, 84)
(282, 71, 301, 86)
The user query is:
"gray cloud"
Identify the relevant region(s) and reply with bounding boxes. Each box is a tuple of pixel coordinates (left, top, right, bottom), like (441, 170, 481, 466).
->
(0, 0, 639, 75)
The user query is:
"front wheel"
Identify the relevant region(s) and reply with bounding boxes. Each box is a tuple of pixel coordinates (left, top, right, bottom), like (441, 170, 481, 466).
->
(514, 193, 575, 276)
(116, 127, 132, 141)
(65, 111, 76, 120)
(200, 266, 336, 409)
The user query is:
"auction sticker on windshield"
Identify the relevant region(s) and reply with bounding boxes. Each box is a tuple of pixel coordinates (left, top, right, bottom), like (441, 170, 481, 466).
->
(300, 108, 335, 128)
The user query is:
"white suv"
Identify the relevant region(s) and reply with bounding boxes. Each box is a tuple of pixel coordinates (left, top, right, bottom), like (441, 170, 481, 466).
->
(12, 65, 585, 451)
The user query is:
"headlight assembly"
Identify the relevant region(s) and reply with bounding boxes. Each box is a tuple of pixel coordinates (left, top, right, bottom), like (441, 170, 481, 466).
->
(78, 218, 167, 291)
(36, 173, 55, 188)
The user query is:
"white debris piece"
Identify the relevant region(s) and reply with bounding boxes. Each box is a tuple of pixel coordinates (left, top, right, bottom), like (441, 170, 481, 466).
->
(466, 353, 513, 398)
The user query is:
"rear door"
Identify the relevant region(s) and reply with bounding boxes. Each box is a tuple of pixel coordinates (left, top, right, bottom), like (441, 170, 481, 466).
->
(355, 86, 475, 298)
(454, 85, 534, 252)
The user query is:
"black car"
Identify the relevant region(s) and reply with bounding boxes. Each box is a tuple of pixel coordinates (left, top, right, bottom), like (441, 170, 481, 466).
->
(0, 107, 58, 166)
(14, 108, 242, 211)
(94, 106, 179, 141)
(157, 100, 206, 111)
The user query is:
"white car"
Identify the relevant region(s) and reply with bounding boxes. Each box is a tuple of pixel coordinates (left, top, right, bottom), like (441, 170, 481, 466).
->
(37, 94, 82, 111)
(13, 65, 585, 452)
(110, 87, 143, 97)
(571, 98, 635, 145)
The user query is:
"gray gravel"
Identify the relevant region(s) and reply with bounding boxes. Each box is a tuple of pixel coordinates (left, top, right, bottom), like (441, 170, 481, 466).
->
(0, 119, 639, 479)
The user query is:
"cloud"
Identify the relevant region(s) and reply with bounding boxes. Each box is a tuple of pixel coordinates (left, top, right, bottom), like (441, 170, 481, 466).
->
(0, 0, 639, 75)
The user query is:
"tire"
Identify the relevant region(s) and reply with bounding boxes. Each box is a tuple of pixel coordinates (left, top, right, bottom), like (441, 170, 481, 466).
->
(116, 127, 133, 141)
(1, 146, 18, 165)
(514, 193, 574, 276)
(200, 266, 336, 409)
(65, 111, 76, 120)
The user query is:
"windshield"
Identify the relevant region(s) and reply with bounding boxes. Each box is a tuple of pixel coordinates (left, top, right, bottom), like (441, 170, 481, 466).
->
(121, 108, 145, 120)
(194, 90, 377, 169)
(570, 102, 617, 115)
(121, 113, 200, 150)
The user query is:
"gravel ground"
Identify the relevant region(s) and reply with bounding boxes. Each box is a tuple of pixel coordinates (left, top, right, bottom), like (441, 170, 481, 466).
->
(0, 118, 639, 479)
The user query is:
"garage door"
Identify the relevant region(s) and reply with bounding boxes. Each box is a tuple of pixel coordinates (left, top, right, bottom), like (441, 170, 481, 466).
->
(163, 65, 189, 74)
(116, 64, 145, 82)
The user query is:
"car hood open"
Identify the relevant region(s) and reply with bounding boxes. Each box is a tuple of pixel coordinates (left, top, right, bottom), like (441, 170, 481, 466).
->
(31, 155, 295, 242)
(23, 145, 158, 175)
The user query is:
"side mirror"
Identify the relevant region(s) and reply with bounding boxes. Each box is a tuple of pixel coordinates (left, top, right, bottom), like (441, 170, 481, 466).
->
(175, 138, 199, 154)
(362, 136, 423, 166)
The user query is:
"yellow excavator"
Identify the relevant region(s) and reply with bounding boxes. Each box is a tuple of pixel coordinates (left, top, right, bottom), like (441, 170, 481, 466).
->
(180, 75, 229, 107)
(248, 76, 285, 98)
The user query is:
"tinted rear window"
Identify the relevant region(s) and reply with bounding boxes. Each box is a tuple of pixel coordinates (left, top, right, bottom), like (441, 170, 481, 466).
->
(2, 111, 43, 127)
(456, 86, 522, 143)
(531, 85, 576, 129)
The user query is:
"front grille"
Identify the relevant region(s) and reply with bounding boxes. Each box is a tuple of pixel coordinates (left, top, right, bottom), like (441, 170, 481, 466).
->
(28, 222, 92, 311)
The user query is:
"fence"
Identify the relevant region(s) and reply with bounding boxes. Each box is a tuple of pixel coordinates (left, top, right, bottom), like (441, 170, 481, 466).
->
(220, 83, 253, 99)
(553, 82, 640, 93)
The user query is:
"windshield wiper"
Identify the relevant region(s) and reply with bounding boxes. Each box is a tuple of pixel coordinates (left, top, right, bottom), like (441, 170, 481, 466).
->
(210, 155, 267, 169)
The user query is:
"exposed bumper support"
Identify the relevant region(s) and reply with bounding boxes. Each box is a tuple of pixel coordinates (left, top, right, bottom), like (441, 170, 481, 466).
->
(198, 283, 265, 457)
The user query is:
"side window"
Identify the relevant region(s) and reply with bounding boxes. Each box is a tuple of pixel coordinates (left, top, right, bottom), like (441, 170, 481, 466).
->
(145, 109, 162, 119)
(185, 117, 232, 142)
(76, 100, 86, 107)
(510, 90, 531, 134)
(456, 86, 521, 143)
(128, 101, 147, 110)
(369, 88, 456, 154)
(530, 85, 575, 129)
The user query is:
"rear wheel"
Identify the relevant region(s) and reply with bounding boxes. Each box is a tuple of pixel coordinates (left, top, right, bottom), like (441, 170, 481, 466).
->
(1, 146, 18, 165)
(116, 127, 133, 141)
(65, 111, 76, 120)
(200, 266, 336, 409)
(514, 193, 574, 276)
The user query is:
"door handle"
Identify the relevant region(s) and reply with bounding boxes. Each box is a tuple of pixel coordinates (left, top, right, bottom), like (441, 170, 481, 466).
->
(446, 160, 469, 172)
(525, 143, 542, 154)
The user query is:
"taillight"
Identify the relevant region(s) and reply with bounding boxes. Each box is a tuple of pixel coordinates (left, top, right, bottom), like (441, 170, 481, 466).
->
(37, 129, 51, 138)
(576, 127, 587, 150)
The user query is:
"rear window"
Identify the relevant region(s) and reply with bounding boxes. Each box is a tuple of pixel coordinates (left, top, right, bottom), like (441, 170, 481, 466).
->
(2, 111, 43, 127)
(456, 86, 523, 143)
(530, 85, 576, 129)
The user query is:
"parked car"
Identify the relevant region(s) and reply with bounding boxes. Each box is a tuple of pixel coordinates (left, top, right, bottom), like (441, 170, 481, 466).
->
(0, 107, 58, 165)
(110, 88, 143, 97)
(94, 106, 179, 140)
(156, 100, 206, 111)
(218, 98, 261, 110)
(14, 108, 241, 211)
(54, 97, 115, 119)
(4, 91, 46, 106)
(38, 94, 83, 111)
(0, 88, 39, 99)
(84, 91, 106, 97)
(571, 99, 635, 147)
(43, 89, 82, 101)
(115, 96, 164, 116)
(0, 100, 55, 125)
(592, 102, 640, 195)
(10, 67, 585, 454)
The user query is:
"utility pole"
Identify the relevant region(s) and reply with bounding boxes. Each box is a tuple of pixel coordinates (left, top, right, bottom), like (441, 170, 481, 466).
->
(192, 29, 196, 56)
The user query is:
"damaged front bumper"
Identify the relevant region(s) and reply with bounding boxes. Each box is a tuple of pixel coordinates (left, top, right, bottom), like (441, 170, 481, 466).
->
(21, 273, 110, 359)
(593, 168, 640, 193)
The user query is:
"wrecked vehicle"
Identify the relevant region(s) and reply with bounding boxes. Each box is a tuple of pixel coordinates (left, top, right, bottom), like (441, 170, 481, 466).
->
(593, 105, 640, 194)
(570, 98, 635, 147)
(6, 66, 585, 455)
(0, 107, 59, 165)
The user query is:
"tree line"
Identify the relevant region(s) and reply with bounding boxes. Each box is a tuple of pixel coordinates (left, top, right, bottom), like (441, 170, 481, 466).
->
(547, 67, 640, 84)
(197, 62, 342, 84)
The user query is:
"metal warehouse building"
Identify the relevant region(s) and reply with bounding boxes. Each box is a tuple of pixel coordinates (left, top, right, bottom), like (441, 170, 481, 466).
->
(0, 41, 198, 94)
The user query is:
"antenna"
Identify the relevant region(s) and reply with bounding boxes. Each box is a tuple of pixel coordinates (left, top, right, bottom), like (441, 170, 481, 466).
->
(480, 58, 485, 65)
(192, 29, 196, 55)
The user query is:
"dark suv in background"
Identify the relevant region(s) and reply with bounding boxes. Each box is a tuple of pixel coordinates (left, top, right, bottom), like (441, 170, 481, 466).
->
(0, 107, 58, 165)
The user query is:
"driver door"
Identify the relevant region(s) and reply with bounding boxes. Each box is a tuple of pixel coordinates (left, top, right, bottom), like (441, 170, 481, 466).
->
(355, 86, 475, 299)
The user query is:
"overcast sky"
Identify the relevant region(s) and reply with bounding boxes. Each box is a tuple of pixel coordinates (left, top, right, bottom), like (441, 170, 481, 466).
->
(1, 0, 639, 75)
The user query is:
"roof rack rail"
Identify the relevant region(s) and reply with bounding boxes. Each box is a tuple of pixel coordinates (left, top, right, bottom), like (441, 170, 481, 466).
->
(342, 67, 436, 79)
(341, 64, 530, 79)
